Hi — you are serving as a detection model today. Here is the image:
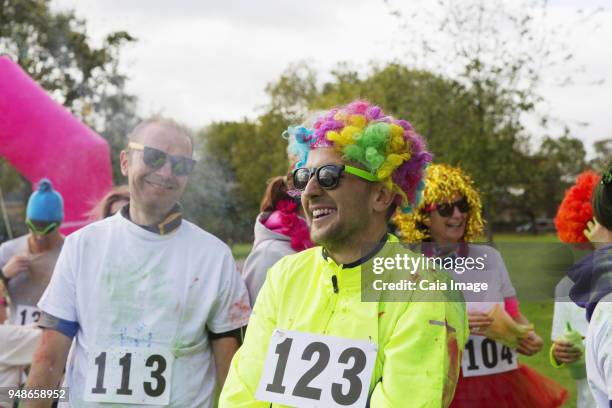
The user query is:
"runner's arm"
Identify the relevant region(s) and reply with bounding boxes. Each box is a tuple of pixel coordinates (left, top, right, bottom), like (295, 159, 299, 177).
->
(219, 268, 279, 407)
(22, 328, 71, 408)
(211, 332, 241, 388)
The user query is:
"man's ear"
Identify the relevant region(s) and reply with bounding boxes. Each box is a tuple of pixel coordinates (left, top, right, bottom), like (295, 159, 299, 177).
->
(422, 214, 431, 227)
(372, 184, 396, 215)
(120, 150, 129, 177)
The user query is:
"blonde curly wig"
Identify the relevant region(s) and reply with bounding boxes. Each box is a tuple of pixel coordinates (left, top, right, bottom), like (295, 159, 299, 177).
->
(393, 163, 484, 243)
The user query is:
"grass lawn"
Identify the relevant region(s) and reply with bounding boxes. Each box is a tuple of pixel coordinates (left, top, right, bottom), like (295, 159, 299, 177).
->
(231, 243, 253, 260)
(494, 233, 577, 408)
(231, 232, 580, 407)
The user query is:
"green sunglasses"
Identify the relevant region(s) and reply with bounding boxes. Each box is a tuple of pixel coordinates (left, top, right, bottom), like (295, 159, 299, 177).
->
(26, 219, 59, 236)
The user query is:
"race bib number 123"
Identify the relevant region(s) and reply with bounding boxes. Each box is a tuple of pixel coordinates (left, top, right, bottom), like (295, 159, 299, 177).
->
(83, 347, 173, 405)
(256, 329, 378, 408)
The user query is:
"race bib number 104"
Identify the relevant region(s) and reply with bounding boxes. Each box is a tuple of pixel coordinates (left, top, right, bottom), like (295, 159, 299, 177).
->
(83, 347, 173, 405)
(461, 335, 518, 377)
(256, 330, 378, 408)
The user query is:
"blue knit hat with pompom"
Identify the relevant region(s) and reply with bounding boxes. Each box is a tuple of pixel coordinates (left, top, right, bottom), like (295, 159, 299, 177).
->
(26, 179, 64, 222)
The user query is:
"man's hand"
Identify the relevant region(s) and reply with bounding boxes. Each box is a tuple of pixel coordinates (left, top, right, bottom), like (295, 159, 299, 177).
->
(552, 340, 582, 364)
(517, 332, 543, 356)
(2, 255, 30, 279)
(468, 311, 493, 335)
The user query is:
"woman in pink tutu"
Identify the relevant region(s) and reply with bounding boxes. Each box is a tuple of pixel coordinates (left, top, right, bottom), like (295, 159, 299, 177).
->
(394, 163, 568, 408)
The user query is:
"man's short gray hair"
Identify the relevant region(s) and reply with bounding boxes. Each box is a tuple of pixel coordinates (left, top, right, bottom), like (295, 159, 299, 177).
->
(128, 116, 194, 153)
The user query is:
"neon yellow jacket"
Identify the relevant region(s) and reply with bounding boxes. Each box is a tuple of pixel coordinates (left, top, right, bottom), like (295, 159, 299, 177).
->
(220, 236, 468, 407)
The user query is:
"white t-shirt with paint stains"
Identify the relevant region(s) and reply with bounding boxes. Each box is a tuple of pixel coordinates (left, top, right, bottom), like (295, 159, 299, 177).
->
(586, 292, 612, 408)
(38, 211, 251, 407)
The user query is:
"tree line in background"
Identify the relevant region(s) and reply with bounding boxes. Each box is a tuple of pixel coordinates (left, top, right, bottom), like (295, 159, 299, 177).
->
(0, 0, 610, 243)
(201, 61, 609, 241)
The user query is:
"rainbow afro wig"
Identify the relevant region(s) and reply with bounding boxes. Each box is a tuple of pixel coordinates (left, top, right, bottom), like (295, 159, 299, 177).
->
(555, 170, 600, 243)
(393, 163, 484, 243)
(284, 100, 432, 213)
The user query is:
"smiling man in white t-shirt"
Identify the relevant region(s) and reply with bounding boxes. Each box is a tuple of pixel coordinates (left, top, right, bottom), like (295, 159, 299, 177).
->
(24, 118, 251, 408)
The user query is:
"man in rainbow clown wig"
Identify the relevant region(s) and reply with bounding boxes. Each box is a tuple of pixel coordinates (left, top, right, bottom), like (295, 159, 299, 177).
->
(220, 100, 469, 408)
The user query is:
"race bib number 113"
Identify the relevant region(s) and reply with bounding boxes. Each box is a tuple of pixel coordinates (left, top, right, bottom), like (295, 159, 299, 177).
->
(256, 330, 377, 408)
(83, 347, 173, 405)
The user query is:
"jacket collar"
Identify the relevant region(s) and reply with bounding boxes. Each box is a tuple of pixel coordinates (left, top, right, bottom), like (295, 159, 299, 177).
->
(321, 234, 389, 269)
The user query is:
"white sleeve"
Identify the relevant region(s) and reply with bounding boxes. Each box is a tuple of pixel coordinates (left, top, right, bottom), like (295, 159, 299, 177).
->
(37, 236, 78, 322)
(494, 249, 517, 299)
(207, 250, 251, 334)
(551, 279, 571, 341)
(551, 301, 570, 341)
(594, 306, 612, 403)
(0, 242, 11, 269)
(0, 324, 42, 366)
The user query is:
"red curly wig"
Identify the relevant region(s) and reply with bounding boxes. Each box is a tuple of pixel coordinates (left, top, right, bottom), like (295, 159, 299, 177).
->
(555, 171, 600, 243)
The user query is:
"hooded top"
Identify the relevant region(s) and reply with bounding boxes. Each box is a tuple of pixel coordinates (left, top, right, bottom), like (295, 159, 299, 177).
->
(568, 245, 612, 321)
(242, 213, 296, 307)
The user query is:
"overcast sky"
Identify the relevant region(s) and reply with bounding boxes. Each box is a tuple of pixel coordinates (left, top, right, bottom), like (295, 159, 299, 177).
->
(51, 0, 612, 153)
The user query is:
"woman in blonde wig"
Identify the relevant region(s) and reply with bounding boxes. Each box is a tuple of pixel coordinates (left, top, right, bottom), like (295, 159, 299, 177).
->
(394, 163, 567, 408)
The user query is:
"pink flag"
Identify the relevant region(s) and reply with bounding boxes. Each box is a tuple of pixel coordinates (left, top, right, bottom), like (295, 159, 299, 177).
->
(0, 56, 113, 234)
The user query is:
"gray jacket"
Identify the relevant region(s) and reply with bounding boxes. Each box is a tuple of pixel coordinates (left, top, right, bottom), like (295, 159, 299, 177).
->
(242, 213, 295, 306)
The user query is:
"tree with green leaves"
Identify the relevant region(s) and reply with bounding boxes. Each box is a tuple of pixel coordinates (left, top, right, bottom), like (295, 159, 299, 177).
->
(383, 0, 600, 239)
(590, 139, 612, 172)
(511, 135, 586, 232)
(196, 111, 292, 240)
(264, 61, 528, 229)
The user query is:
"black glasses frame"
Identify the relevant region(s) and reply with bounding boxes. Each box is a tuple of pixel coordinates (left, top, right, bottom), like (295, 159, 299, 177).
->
(128, 142, 196, 176)
(292, 165, 346, 191)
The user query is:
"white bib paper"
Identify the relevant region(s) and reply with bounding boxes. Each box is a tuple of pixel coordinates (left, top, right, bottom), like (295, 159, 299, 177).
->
(256, 329, 378, 408)
(15, 304, 41, 326)
(83, 347, 174, 405)
(461, 335, 518, 377)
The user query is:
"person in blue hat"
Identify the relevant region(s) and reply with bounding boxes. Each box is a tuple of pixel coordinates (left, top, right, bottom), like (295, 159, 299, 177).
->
(0, 178, 65, 325)
(0, 178, 64, 396)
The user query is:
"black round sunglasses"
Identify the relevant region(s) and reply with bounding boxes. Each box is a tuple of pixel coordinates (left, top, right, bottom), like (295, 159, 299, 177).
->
(292, 164, 378, 191)
(128, 142, 196, 176)
(427, 197, 470, 217)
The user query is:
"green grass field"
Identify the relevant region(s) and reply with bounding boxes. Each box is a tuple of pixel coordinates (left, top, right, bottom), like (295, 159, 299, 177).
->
(495, 233, 577, 408)
(231, 243, 253, 260)
(231, 232, 580, 407)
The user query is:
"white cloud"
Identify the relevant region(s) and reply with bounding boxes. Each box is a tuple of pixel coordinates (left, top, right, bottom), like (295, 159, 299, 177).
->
(51, 0, 612, 152)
